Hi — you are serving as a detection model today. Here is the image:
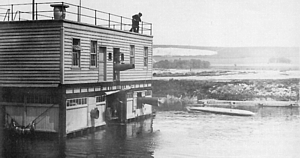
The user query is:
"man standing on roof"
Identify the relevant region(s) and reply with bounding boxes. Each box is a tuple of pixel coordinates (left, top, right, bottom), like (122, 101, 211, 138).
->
(130, 12, 142, 33)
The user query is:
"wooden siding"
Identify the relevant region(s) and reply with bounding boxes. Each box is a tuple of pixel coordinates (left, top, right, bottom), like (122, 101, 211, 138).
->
(0, 21, 62, 87)
(62, 22, 153, 84)
(66, 106, 88, 133)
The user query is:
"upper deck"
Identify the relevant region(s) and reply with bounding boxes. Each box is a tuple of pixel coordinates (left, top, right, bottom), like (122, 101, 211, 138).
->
(0, 1, 152, 36)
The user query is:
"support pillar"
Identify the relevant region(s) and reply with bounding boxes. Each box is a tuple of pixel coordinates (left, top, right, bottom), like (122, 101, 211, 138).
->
(0, 105, 4, 158)
(59, 86, 67, 141)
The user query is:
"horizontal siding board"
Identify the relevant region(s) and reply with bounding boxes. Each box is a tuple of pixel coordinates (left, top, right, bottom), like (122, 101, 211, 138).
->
(0, 41, 60, 47)
(0, 80, 60, 83)
(0, 51, 61, 55)
(0, 78, 60, 82)
(0, 66, 60, 70)
(0, 71, 59, 74)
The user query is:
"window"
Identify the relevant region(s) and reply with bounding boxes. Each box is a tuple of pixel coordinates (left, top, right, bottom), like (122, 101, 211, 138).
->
(145, 90, 152, 96)
(108, 53, 112, 61)
(96, 95, 106, 103)
(130, 45, 135, 64)
(66, 97, 87, 107)
(127, 91, 133, 99)
(121, 53, 124, 63)
(144, 47, 148, 66)
(72, 39, 81, 67)
(90, 41, 97, 67)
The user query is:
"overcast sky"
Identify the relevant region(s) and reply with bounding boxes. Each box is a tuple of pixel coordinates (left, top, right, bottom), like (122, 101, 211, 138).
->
(4, 0, 300, 47)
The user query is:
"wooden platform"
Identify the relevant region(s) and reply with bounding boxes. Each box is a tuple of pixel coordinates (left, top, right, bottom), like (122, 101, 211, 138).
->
(187, 107, 255, 116)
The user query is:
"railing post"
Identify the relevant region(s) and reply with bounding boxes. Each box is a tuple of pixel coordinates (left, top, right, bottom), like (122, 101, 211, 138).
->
(35, 3, 38, 20)
(19, 11, 21, 21)
(7, 9, 10, 21)
(94, 10, 97, 25)
(77, 6, 80, 22)
(13, 11, 18, 21)
(150, 23, 152, 36)
(141, 21, 143, 34)
(32, 0, 35, 20)
(120, 16, 122, 30)
(108, 13, 110, 28)
(11, 4, 13, 21)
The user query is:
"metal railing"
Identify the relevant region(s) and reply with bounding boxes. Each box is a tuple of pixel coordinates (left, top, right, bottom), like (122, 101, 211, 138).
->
(0, 2, 152, 36)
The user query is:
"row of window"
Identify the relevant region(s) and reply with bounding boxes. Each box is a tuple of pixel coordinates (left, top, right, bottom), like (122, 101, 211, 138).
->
(66, 98, 87, 107)
(72, 39, 149, 67)
(66, 95, 106, 107)
(66, 90, 151, 107)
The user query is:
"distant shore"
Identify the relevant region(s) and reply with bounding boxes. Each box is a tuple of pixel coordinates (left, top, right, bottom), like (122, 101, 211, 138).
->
(152, 72, 299, 110)
(153, 69, 300, 80)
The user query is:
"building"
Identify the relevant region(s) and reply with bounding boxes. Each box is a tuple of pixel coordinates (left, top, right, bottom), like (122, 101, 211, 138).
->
(0, 2, 157, 138)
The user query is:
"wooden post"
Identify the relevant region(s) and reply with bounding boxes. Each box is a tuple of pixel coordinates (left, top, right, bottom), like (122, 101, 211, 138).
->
(120, 91, 127, 123)
(0, 105, 4, 158)
(59, 86, 67, 141)
(35, 3, 38, 20)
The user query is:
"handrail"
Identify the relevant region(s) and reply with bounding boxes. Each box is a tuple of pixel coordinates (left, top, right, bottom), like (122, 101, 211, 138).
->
(0, 2, 153, 35)
(13, 11, 19, 21)
(2, 9, 10, 21)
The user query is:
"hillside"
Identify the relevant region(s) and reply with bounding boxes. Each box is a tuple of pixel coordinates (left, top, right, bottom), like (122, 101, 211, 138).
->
(153, 45, 299, 70)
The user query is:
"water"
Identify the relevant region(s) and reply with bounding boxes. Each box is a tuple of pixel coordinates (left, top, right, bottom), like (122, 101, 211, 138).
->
(1, 107, 300, 158)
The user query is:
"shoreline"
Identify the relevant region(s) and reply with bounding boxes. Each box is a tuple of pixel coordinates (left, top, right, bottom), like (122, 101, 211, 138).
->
(153, 76, 300, 110)
(153, 69, 300, 81)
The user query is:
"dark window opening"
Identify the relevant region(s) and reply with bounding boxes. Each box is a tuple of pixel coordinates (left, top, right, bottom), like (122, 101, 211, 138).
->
(72, 38, 81, 67)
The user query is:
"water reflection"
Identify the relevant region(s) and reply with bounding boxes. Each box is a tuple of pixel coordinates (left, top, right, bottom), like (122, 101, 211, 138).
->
(65, 119, 156, 158)
(1, 107, 300, 158)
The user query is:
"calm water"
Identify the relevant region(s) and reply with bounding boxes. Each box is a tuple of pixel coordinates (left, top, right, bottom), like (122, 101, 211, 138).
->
(1, 107, 300, 158)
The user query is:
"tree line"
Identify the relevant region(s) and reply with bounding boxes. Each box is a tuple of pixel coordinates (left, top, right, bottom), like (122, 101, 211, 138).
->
(153, 59, 210, 69)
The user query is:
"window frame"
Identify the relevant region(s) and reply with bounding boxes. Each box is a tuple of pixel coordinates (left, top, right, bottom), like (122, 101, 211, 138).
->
(130, 45, 135, 65)
(90, 40, 97, 67)
(66, 97, 87, 109)
(72, 38, 81, 67)
(144, 47, 148, 67)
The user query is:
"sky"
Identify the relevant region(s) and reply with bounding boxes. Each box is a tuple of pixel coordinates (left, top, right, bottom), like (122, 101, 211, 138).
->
(3, 0, 300, 47)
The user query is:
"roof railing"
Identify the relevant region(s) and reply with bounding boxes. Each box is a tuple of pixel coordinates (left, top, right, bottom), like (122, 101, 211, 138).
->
(0, 2, 152, 36)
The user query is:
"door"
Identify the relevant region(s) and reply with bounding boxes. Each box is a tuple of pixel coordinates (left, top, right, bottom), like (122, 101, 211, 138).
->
(98, 47, 107, 81)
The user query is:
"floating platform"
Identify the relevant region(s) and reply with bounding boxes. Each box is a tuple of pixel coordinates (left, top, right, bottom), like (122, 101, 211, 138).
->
(187, 107, 255, 116)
